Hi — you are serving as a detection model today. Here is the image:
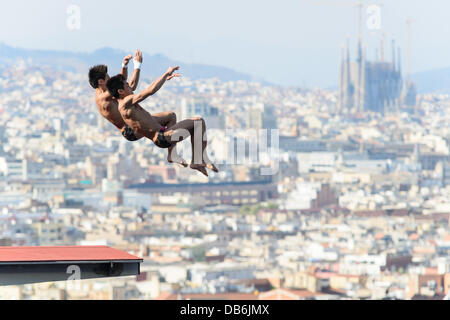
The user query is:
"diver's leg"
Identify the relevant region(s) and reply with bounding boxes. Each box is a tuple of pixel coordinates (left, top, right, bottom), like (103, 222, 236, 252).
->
(196, 117, 218, 173)
(163, 119, 208, 177)
(153, 111, 187, 167)
(186, 117, 218, 172)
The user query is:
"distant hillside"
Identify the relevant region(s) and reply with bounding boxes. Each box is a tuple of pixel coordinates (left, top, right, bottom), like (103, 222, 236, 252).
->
(1, 42, 447, 92)
(0, 42, 263, 83)
(412, 67, 450, 94)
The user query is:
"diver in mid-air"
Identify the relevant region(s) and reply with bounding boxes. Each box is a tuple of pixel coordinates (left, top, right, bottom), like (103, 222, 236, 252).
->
(88, 50, 187, 167)
(106, 67, 219, 177)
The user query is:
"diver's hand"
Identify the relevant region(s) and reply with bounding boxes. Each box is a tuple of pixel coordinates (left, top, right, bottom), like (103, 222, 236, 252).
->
(167, 74, 180, 81)
(122, 54, 133, 66)
(165, 66, 180, 80)
(134, 49, 143, 63)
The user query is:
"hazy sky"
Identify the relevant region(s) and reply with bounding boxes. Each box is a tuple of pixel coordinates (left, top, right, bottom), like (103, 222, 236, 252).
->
(0, 0, 449, 87)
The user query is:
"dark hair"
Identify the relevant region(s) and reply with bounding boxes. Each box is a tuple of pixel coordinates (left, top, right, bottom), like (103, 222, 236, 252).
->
(88, 65, 108, 89)
(106, 74, 126, 98)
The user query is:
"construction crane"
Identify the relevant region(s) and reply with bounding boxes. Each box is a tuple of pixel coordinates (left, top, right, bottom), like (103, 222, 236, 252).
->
(406, 17, 414, 84)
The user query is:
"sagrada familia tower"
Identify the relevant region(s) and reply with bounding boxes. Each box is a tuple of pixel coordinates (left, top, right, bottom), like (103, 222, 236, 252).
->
(338, 34, 417, 114)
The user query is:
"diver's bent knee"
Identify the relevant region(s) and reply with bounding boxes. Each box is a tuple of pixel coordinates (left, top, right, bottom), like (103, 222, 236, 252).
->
(192, 117, 206, 127)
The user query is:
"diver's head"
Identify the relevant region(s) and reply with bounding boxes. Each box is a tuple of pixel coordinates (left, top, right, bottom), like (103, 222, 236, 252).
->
(88, 64, 109, 89)
(106, 74, 132, 99)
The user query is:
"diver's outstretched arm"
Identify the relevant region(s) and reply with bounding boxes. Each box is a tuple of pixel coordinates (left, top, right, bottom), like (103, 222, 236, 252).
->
(129, 49, 142, 91)
(130, 66, 180, 105)
(120, 54, 132, 80)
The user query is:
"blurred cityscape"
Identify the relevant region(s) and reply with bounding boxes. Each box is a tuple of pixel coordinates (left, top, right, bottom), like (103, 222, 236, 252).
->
(0, 30, 450, 299)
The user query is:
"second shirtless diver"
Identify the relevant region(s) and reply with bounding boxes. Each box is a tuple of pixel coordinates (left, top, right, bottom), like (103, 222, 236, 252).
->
(88, 50, 187, 167)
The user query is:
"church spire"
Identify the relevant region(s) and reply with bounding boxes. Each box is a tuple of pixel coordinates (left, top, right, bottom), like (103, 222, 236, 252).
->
(392, 39, 396, 71)
(339, 44, 345, 113)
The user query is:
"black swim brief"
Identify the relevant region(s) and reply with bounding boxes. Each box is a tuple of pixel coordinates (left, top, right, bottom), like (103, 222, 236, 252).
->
(154, 126, 173, 149)
(121, 125, 139, 142)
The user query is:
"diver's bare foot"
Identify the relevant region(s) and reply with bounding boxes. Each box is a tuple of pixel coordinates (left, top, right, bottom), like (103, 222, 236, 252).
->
(168, 155, 188, 168)
(205, 162, 219, 173)
(190, 164, 208, 177)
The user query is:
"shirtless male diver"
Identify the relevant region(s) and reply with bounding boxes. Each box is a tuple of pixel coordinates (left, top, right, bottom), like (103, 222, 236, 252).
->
(106, 67, 219, 177)
(88, 50, 187, 167)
